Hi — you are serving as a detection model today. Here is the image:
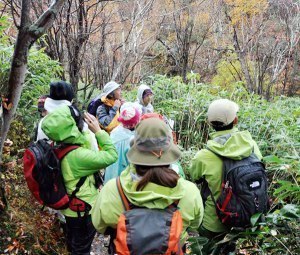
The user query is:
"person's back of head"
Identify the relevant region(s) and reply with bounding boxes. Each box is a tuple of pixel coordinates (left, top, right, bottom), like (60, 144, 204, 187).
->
(44, 81, 75, 113)
(49, 81, 74, 102)
(117, 103, 141, 130)
(207, 99, 239, 131)
(127, 118, 181, 191)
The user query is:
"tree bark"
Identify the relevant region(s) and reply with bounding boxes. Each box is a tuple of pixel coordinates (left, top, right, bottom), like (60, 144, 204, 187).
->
(0, 0, 66, 167)
(232, 26, 255, 93)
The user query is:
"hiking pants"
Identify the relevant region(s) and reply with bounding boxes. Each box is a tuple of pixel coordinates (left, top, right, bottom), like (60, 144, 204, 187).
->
(65, 214, 96, 255)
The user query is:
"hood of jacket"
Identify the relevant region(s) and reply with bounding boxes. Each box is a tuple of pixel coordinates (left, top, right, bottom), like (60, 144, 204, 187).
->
(207, 127, 256, 160)
(110, 125, 134, 144)
(41, 105, 87, 145)
(120, 164, 185, 209)
(137, 84, 151, 105)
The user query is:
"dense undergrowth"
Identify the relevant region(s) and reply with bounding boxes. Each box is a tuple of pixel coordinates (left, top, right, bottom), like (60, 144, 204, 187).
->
(0, 75, 299, 254)
(0, 157, 67, 254)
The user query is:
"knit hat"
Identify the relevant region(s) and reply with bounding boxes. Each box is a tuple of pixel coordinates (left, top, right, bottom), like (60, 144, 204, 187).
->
(44, 81, 74, 113)
(142, 89, 153, 99)
(49, 81, 74, 101)
(127, 118, 181, 166)
(101, 81, 121, 98)
(118, 103, 141, 129)
(207, 99, 239, 126)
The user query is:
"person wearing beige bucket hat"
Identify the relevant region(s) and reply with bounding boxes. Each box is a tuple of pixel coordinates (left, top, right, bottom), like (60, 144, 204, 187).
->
(127, 117, 181, 166)
(92, 118, 203, 253)
(189, 98, 263, 254)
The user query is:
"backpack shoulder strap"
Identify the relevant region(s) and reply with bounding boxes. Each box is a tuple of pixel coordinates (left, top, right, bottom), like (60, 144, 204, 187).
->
(70, 176, 87, 199)
(55, 145, 79, 160)
(116, 177, 130, 211)
(55, 145, 85, 200)
(167, 200, 180, 209)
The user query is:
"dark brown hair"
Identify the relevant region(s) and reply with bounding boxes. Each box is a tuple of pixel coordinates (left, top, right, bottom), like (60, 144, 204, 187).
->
(211, 121, 234, 131)
(135, 165, 179, 191)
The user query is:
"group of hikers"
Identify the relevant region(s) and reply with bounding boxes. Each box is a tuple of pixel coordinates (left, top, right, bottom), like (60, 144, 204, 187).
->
(28, 80, 269, 255)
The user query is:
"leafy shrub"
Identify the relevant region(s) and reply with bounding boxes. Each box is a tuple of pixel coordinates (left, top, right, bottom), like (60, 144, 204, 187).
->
(124, 75, 300, 254)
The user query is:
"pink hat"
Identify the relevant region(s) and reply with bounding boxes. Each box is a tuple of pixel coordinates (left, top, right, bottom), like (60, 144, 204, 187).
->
(118, 105, 141, 129)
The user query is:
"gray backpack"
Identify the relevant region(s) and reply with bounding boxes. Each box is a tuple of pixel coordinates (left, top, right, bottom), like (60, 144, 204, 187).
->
(113, 177, 183, 255)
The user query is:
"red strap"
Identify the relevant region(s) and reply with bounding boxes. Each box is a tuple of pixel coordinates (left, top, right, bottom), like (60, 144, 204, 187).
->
(221, 187, 232, 211)
(217, 187, 239, 223)
(116, 177, 130, 211)
(167, 200, 179, 209)
(222, 215, 230, 223)
(55, 145, 79, 160)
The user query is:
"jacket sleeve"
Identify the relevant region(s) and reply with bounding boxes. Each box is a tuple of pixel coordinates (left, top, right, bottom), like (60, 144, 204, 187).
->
(179, 181, 203, 244)
(67, 130, 118, 178)
(187, 185, 203, 231)
(91, 180, 123, 234)
(188, 150, 206, 181)
(97, 104, 118, 127)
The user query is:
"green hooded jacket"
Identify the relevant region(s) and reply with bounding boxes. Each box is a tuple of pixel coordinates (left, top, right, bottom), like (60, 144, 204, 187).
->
(189, 127, 262, 233)
(91, 164, 203, 243)
(42, 105, 118, 217)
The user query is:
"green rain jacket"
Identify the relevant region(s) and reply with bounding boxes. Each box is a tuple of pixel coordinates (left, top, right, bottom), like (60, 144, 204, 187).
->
(91, 164, 203, 243)
(189, 127, 262, 233)
(42, 106, 118, 217)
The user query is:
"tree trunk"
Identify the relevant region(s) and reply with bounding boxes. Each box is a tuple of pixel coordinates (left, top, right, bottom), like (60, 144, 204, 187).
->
(0, 0, 66, 166)
(0, 0, 66, 213)
(232, 27, 255, 93)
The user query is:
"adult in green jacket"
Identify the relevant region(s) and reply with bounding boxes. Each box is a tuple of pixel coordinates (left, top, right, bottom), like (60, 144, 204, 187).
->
(92, 118, 203, 253)
(42, 105, 118, 255)
(189, 99, 262, 252)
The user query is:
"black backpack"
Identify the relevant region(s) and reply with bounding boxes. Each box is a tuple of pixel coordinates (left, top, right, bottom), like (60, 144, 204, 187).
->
(87, 96, 102, 116)
(201, 138, 269, 228)
(23, 139, 89, 213)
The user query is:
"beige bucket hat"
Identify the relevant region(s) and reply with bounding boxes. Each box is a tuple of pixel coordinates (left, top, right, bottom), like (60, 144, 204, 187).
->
(127, 118, 181, 166)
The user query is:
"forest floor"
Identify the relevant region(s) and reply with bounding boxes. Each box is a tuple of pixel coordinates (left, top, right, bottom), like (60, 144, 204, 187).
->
(0, 157, 109, 255)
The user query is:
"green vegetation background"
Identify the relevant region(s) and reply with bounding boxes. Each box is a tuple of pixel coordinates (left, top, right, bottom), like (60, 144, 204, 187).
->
(0, 15, 299, 255)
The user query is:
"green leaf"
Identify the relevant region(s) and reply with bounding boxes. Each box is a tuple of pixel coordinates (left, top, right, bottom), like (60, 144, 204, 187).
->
(280, 204, 300, 219)
(250, 213, 262, 226)
(263, 155, 282, 163)
(188, 236, 209, 255)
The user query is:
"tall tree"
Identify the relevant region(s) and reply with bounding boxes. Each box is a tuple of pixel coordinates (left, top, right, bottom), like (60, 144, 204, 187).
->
(0, 0, 66, 164)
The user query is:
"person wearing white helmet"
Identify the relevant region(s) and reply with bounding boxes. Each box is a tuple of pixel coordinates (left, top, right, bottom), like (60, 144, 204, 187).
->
(96, 81, 123, 133)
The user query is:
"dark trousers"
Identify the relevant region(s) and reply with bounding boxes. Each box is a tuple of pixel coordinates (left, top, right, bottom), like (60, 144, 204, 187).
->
(65, 214, 96, 255)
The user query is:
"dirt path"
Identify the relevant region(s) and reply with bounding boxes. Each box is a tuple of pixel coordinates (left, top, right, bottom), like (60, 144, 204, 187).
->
(90, 233, 109, 255)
